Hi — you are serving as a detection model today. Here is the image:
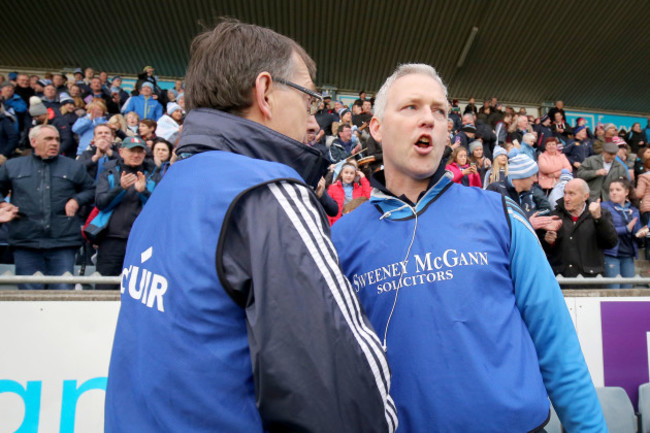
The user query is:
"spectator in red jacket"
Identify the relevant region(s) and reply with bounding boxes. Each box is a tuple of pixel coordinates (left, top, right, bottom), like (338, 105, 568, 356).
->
(327, 162, 371, 224)
(446, 146, 481, 187)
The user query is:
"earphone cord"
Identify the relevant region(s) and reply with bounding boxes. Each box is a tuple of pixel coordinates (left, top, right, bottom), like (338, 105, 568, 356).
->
(382, 205, 418, 352)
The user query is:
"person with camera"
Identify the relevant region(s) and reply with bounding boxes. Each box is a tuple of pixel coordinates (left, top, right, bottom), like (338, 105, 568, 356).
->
(445, 146, 481, 187)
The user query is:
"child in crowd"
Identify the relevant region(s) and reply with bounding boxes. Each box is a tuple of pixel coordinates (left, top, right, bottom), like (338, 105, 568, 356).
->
(327, 162, 371, 225)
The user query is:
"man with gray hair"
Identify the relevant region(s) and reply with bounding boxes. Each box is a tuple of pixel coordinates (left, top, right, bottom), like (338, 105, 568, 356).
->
(105, 19, 396, 433)
(331, 63, 607, 432)
(543, 178, 617, 280)
(0, 125, 95, 289)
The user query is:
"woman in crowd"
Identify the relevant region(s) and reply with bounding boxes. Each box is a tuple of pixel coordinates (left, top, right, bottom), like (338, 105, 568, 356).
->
(468, 140, 491, 182)
(151, 137, 173, 177)
(156, 102, 184, 145)
(138, 118, 157, 149)
(106, 114, 131, 140)
(326, 162, 371, 225)
(628, 122, 647, 154)
(482, 146, 508, 189)
(601, 179, 647, 288)
(537, 137, 572, 195)
(332, 108, 353, 136)
(72, 99, 108, 155)
(446, 147, 481, 187)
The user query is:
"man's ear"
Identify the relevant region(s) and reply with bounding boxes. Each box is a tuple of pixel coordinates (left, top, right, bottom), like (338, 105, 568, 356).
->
(369, 117, 382, 143)
(252, 72, 273, 120)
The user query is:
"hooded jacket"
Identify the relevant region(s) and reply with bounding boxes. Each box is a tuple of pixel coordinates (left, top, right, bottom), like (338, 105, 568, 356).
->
(331, 168, 606, 433)
(105, 108, 397, 433)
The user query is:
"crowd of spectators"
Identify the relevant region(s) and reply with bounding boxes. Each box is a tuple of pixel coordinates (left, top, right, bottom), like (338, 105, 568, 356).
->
(1, 66, 650, 288)
(0, 67, 180, 288)
(316, 94, 650, 285)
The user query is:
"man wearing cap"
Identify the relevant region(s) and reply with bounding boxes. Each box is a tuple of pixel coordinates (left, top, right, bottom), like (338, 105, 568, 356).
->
(578, 140, 628, 202)
(331, 63, 606, 432)
(109, 76, 130, 106)
(453, 123, 476, 149)
(534, 114, 554, 151)
(563, 126, 594, 174)
(72, 68, 84, 85)
(120, 82, 162, 121)
(542, 178, 617, 279)
(94, 136, 159, 289)
(33, 79, 49, 98)
(51, 93, 80, 157)
(0, 125, 95, 289)
(487, 150, 551, 219)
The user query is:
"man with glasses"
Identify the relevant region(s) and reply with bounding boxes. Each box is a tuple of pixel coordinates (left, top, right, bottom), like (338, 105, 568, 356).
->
(105, 19, 396, 433)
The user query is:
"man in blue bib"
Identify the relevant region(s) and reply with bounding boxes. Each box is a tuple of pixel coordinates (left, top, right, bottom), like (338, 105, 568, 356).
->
(104, 19, 396, 433)
(331, 64, 607, 433)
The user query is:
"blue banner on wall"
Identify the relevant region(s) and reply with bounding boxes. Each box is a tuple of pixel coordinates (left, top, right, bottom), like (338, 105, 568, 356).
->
(565, 110, 647, 133)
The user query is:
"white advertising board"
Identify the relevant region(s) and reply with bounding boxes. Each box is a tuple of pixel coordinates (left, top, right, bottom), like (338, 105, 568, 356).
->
(1, 296, 649, 431)
(0, 302, 119, 433)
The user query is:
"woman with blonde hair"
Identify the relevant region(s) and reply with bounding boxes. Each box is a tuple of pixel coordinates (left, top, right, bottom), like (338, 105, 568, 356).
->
(107, 114, 133, 140)
(482, 146, 509, 189)
(72, 98, 108, 155)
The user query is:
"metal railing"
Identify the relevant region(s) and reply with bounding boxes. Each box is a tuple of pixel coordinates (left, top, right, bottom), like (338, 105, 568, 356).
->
(0, 272, 648, 289)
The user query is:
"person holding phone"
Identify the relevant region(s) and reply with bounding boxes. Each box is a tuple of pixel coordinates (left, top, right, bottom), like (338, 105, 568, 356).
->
(445, 146, 481, 187)
(327, 162, 371, 224)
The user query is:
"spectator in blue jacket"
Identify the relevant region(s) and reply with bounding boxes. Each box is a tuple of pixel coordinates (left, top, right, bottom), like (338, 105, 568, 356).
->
(1, 82, 28, 133)
(72, 99, 108, 155)
(331, 63, 607, 433)
(121, 82, 162, 121)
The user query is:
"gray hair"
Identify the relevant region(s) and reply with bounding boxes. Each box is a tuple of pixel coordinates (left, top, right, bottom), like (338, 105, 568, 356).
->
(568, 178, 590, 195)
(29, 125, 58, 141)
(373, 64, 448, 120)
(522, 132, 537, 143)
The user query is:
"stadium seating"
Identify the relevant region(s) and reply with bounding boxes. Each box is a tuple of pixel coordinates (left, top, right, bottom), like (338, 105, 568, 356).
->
(596, 386, 637, 433)
(639, 382, 650, 433)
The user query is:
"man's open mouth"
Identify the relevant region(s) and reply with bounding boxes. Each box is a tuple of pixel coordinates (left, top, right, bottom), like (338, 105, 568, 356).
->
(415, 137, 431, 149)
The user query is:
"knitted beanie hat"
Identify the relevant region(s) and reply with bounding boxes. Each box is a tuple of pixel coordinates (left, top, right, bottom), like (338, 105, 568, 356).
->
(508, 153, 538, 179)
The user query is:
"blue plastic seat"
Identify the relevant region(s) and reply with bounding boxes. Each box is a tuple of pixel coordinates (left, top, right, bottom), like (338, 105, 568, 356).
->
(596, 386, 637, 433)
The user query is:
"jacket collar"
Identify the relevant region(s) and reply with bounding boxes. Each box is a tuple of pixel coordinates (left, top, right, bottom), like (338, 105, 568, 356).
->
(176, 108, 329, 188)
(369, 160, 453, 220)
